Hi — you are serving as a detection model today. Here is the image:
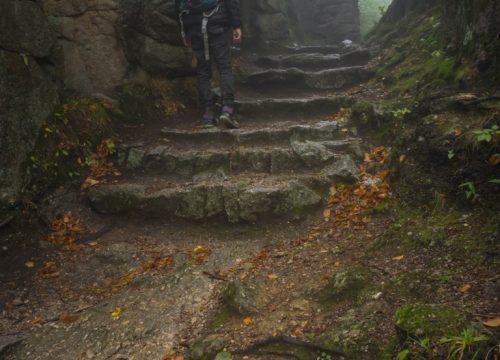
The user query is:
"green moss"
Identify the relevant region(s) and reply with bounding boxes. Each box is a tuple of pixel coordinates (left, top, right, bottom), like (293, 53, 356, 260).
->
(395, 304, 466, 341)
(320, 267, 371, 303)
(27, 97, 113, 189)
(210, 305, 231, 330)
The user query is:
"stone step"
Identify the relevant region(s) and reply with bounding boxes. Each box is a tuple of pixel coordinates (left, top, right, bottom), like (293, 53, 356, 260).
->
(242, 66, 374, 91)
(118, 139, 363, 179)
(88, 158, 359, 223)
(160, 120, 345, 147)
(235, 95, 353, 119)
(283, 45, 341, 54)
(254, 50, 371, 70)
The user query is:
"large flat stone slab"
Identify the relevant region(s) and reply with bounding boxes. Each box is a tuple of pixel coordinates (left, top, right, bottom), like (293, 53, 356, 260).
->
(87, 177, 326, 223)
(160, 121, 344, 147)
(255, 50, 371, 70)
(236, 96, 354, 118)
(119, 139, 361, 177)
(243, 66, 374, 90)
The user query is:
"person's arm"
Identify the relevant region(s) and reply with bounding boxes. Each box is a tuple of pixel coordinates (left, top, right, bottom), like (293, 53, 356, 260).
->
(224, 0, 242, 43)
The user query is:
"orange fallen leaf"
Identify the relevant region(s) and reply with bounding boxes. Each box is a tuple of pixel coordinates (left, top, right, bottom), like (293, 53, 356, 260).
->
(293, 328, 303, 336)
(458, 284, 472, 293)
(243, 317, 253, 326)
(267, 273, 279, 280)
(60, 313, 80, 324)
(483, 317, 500, 328)
(25, 261, 35, 268)
(392, 255, 404, 261)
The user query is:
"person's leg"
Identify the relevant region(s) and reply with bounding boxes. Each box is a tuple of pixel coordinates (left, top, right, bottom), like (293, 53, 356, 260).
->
(191, 34, 215, 125)
(211, 29, 238, 128)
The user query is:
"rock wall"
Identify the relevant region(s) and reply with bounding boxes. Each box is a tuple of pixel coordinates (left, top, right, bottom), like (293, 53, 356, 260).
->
(375, 0, 500, 84)
(0, 0, 59, 204)
(242, 0, 361, 46)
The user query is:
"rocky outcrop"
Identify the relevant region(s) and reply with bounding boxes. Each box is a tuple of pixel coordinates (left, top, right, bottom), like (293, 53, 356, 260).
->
(0, 0, 59, 204)
(242, 0, 361, 46)
(40, 0, 129, 94)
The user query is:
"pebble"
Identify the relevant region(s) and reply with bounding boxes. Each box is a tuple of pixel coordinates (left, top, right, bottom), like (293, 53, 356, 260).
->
(12, 298, 23, 306)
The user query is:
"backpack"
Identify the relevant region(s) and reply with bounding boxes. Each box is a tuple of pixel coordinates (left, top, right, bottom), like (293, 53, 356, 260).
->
(179, 0, 219, 14)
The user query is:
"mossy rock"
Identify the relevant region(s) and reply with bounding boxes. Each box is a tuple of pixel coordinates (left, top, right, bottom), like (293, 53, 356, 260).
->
(222, 281, 259, 315)
(319, 303, 386, 358)
(190, 334, 227, 360)
(320, 266, 371, 302)
(394, 304, 466, 341)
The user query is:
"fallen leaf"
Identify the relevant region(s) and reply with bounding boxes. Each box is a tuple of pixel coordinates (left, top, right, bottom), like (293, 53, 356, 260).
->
(293, 328, 303, 336)
(392, 255, 404, 261)
(162, 352, 184, 360)
(399, 155, 406, 163)
(81, 177, 100, 190)
(111, 307, 122, 318)
(243, 317, 253, 326)
(458, 284, 472, 293)
(25, 261, 35, 268)
(483, 317, 500, 328)
(88, 241, 98, 247)
(267, 273, 279, 280)
(60, 313, 80, 324)
(323, 208, 331, 221)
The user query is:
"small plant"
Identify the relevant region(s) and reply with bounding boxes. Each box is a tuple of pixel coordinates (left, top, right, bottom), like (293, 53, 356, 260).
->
(316, 352, 332, 360)
(391, 107, 412, 120)
(473, 125, 500, 143)
(459, 182, 478, 202)
(440, 328, 489, 360)
(448, 150, 455, 159)
(396, 349, 410, 360)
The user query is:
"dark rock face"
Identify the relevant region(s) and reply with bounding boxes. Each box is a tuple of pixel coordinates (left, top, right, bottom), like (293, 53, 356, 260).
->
(0, 0, 56, 58)
(121, 0, 192, 77)
(0, 50, 59, 204)
(376, 0, 500, 82)
(242, 0, 361, 46)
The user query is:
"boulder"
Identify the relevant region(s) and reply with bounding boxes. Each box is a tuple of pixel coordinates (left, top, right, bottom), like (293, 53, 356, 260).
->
(395, 304, 466, 341)
(222, 281, 260, 314)
(321, 267, 370, 301)
(321, 155, 360, 183)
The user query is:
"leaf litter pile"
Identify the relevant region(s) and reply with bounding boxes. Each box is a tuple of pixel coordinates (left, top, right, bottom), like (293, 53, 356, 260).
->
(323, 146, 391, 231)
(47, 212, 88, 251)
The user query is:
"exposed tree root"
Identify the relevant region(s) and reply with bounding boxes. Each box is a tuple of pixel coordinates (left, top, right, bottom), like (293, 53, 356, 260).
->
(234, 335, 349, 359)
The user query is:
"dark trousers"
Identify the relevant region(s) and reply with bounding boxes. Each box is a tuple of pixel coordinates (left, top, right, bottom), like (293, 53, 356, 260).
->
(191, 29, 235, 110)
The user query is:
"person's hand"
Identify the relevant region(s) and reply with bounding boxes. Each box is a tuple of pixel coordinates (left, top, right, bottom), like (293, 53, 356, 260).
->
(183, 36, 192, 48)
(233, 28, 242, 44)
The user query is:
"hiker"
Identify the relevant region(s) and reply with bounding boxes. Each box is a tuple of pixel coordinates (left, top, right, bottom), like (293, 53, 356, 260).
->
(175, 0, 242, 129)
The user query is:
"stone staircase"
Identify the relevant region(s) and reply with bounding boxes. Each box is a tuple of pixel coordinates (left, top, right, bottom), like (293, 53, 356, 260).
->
(88, 46, 372, 223)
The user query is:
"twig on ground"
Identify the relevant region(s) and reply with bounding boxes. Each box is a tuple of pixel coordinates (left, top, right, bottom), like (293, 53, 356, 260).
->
(202, 271, 228, 281)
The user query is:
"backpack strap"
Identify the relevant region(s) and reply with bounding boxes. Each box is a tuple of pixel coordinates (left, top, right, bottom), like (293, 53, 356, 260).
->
(179, 10, 189, 46)
(201, 5, 219, 61)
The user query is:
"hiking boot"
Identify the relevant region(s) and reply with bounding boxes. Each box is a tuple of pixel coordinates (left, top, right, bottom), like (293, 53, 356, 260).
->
(199, 109, 217, 129)
(219, 106, 239, 129)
